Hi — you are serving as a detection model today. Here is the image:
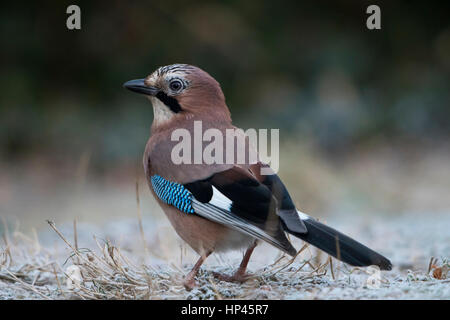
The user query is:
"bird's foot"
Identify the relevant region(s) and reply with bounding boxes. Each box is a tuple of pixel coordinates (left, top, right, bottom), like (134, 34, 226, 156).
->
(212, 270, 252, 283)
(183, 277, 197, 291)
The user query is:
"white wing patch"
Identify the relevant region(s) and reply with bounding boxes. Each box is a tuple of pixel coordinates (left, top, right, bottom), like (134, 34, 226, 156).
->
(209, 186, 233, 211)
(209, 187, 309, 221)
(297, 210, 310, 221)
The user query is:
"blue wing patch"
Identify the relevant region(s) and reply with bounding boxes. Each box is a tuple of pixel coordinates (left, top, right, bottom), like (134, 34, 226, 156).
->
(150, 175, 195, 214)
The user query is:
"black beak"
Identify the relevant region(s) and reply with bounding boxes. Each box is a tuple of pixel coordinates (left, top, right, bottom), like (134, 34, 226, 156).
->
(123, 79, 158, 96)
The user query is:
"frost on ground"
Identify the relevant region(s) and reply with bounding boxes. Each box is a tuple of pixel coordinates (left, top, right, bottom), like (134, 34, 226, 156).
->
(0, 213, 449, 300)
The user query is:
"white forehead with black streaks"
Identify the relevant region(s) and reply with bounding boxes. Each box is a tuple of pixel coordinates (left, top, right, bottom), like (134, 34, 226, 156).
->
(148, 64, 196, 83)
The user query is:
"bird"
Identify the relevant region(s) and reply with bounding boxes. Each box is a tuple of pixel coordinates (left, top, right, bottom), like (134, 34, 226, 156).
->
(123, 63, 392, 290)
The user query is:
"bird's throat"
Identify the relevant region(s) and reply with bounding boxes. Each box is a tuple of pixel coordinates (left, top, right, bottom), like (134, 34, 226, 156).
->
(150, 97, 177, 126)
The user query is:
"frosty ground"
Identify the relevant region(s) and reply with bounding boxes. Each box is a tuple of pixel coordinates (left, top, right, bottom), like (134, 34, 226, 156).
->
(1, 212, 448, 300)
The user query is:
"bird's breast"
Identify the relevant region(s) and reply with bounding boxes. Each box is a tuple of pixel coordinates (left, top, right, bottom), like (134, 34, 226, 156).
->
(157, 199, 253, 255)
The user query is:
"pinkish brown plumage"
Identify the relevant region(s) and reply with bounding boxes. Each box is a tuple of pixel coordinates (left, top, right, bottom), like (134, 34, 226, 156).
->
(124, 63, 392, 290)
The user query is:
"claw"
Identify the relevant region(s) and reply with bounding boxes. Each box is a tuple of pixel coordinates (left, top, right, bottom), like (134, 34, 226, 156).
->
(183, 277, 197, 291)
(212, 271, 252, 283)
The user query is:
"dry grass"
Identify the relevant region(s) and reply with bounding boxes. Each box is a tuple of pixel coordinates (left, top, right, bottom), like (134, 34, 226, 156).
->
(0, 209, 359, 300)
(1, 214, 449, 300)
(0, 218, 331, 299)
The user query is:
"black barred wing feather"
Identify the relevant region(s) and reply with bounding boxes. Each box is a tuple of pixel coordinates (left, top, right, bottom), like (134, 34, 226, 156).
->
(150, 169, 296, 255)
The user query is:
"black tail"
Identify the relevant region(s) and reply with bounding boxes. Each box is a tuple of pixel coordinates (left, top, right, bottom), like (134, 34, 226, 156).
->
(286, 218, 392, 270)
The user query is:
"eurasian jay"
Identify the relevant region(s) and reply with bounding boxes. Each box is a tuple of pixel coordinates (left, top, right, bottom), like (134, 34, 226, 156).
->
(124, 64, 392, 290)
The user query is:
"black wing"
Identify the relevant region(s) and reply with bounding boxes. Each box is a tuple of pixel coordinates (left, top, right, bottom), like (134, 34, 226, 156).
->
(184, 167, 306, 256)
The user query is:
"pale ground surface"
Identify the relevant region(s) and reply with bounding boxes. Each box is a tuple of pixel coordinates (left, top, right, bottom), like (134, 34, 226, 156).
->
(1, 212, 448, 299)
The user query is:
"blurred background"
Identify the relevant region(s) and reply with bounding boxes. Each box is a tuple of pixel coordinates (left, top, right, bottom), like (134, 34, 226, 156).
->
(1, 0, 450, 235)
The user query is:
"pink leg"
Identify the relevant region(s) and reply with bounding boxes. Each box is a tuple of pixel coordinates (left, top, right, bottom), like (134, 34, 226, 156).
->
(183, 252, 211, 290)
(213, 241, 257, 283)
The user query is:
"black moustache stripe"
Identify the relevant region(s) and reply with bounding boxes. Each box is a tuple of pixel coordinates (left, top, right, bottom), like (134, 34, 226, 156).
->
(156, 91, 182, 113)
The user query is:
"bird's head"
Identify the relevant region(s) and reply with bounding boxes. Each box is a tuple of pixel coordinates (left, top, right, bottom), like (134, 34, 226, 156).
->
(124, 64, 231, 129)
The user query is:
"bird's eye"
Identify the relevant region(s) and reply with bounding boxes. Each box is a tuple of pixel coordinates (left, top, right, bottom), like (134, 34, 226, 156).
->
(169, 79, 183, 92)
